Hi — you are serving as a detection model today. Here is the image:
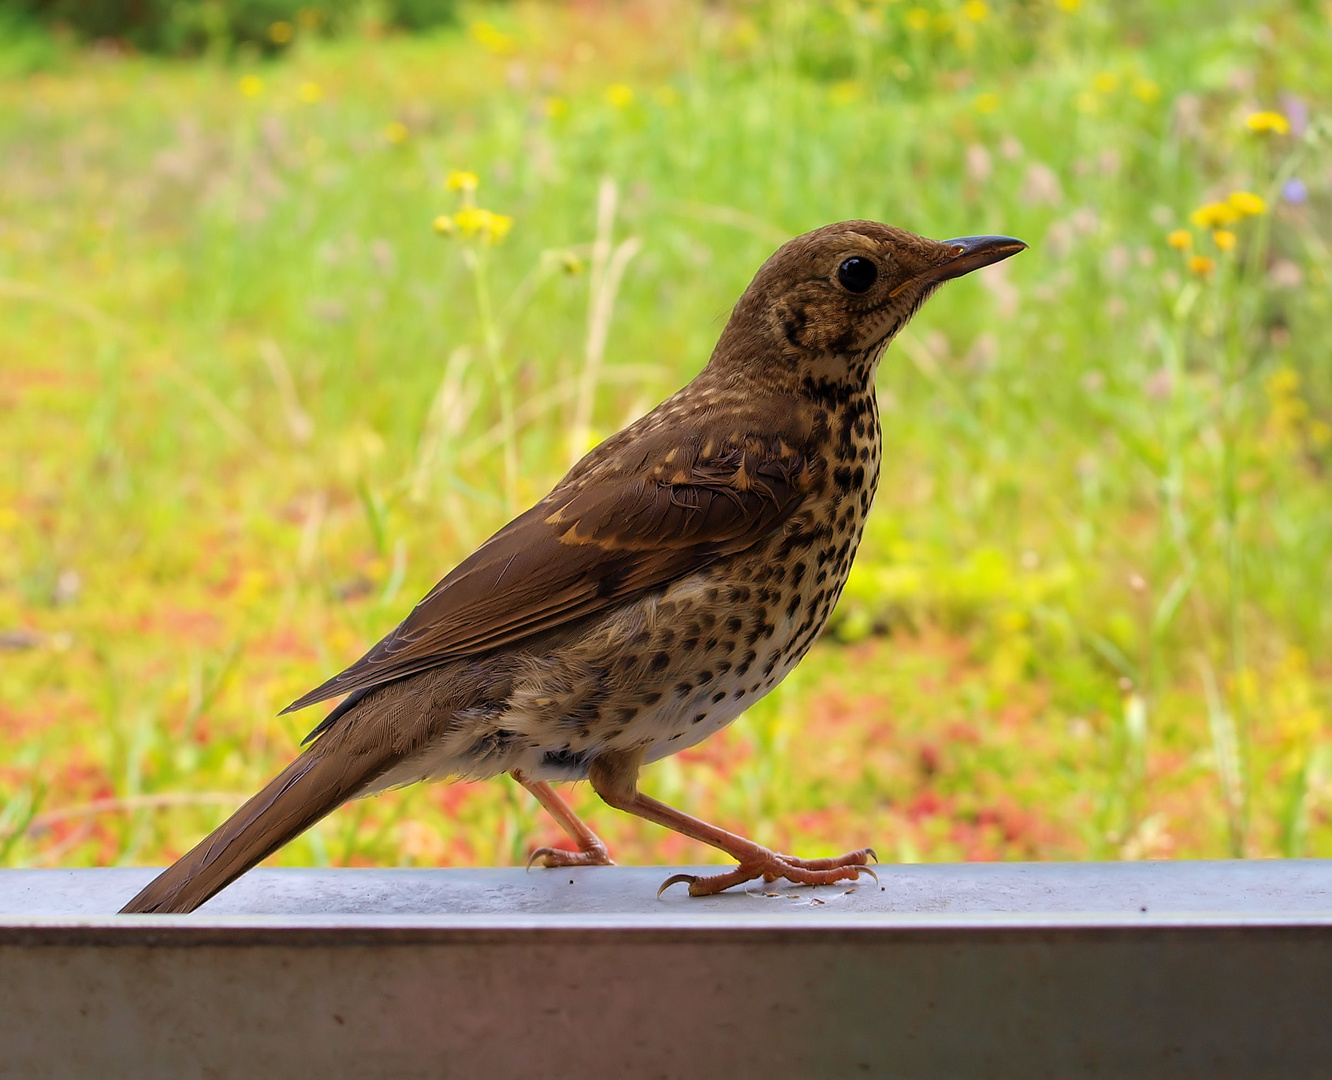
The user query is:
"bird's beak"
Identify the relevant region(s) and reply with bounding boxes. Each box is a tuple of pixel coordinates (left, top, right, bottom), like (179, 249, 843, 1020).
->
(896, 235, 1028, 294)
(934, 234, 1028, 280)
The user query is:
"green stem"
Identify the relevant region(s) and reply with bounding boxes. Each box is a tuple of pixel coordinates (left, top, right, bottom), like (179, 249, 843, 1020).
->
(467, 245, 519, 514)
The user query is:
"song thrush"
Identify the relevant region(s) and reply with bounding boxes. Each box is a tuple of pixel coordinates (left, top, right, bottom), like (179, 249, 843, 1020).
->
(122, 221, 1025, 914)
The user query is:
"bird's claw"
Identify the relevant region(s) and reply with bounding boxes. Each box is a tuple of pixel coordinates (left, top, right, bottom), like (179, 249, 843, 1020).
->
(525, 844, 615, 871)
(657, 873, 698, 897)
(657, 846, 878, 898)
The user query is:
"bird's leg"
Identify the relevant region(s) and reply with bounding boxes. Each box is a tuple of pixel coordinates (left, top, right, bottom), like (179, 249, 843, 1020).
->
(511, 770, 615, 868)
(588, 750, 875, 897)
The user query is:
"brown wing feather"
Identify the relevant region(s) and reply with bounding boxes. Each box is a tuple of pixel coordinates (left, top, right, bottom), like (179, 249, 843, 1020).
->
(281, 443, 811, 717)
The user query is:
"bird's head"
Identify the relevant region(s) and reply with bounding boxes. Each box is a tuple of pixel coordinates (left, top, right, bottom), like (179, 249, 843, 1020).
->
(714, 220, 1026, 390)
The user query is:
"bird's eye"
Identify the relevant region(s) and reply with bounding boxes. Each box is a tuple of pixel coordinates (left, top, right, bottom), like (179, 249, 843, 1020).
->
(837, 257, 878, 293)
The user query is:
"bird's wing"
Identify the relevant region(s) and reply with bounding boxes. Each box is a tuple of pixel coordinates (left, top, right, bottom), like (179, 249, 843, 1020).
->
(281, 441, 813, 718)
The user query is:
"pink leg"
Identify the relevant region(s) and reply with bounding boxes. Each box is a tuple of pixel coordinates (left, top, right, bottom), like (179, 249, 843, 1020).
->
(511, 770, 614, 868)
(587, 750, 875, 897)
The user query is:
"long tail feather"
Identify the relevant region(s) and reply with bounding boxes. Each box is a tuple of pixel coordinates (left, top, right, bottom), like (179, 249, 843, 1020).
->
(119, 737, 395, 915)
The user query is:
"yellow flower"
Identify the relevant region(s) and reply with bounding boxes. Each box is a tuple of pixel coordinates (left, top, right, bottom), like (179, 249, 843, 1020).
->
(605, 84, 635, 108)
(238, 75, 264, 98)
(1057, 0, 1081, 10)
(469, 20, 515, 55)
(297, 81, 323, 104)
(1131, 78, 1160, 102)
(544, 97, 568, 119)
(446, 170, 479, 192)
(1188, 254, 1216, 277)
(432, 214, 456, 236)
(1189, 201, 1239, 228)
(1227, 190, 1266, 216)
(453, 207, 486, 234)
(905, 7, 931, 31)
(962, 0, 989, 20)
(1212, 229, 1237, 252)
(384, 121, 409, 144)
(269, 21, 294, 44)
(1092, 71, 1120, 94)
(933, 12, 954, 31)
(1166, 229, 1192, 250)
(1245, 110, 1290, 134)
(297, 6, 321, 29)
(830, 81, 862, 105)
(453, 207, 513, 243)
(974, 92, 1000, 114)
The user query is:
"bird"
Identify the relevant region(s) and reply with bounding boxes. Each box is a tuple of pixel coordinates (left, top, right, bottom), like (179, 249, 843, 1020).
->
(121, 221, 1025, 915)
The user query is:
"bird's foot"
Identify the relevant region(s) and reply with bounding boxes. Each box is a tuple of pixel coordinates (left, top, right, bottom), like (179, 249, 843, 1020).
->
(526, 841, 615, 870)
(658, 846, 877, 897)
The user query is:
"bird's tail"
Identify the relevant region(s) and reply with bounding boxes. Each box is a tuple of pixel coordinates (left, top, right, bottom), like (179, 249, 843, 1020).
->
(119, 734, 395, 915)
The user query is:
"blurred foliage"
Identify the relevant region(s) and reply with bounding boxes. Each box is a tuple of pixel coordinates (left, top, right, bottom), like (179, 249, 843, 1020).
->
(0, 0, 459, 56)
(1, 0, 1331, 874)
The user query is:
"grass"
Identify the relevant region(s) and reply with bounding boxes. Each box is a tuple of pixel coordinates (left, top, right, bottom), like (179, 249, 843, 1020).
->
(1, 0, 1330, 873)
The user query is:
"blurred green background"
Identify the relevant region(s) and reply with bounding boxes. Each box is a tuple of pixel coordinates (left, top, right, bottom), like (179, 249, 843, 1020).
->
(1, 0, 1329, 873)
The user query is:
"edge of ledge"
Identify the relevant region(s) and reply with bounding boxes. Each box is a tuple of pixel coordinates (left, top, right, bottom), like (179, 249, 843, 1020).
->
(5, 910, 1332, 947)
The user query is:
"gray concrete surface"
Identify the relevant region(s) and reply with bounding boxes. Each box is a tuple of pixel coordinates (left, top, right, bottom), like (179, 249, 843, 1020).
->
(3, 862, 1331, 1079)
(6, 857, 1332, 922)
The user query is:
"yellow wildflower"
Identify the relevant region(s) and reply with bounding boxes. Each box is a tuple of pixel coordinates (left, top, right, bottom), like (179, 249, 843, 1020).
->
(269, 21, 294, 44)
(605, 84, 635, 108)
(453, 207, 513, 244)
(1212, 229, 1237, 252)
(470, 21, 516, 55)
(1092, 71, 1120, 94)
(1245, 110, 1289, 134)
(544, 97, 568, 119)
(238, 75, 264, 97)
(1188, 255, 1216, 277)
(297, 81, 323, 104)
(446, 170, 480, 192)
(933, 12, 954, 31)
(1189, 201, 1239, 228)
(963, 0, 989, 20)
(1166, 229, 1192, 250)
(384, 121, 409, 144)
(1131, 78, 1160, 103)
(974, 92, 1000, 114)
(432, 214, 456, 236)
(1058, 0, 1081, 10)
(1267, 366, 1301, 396)
(1227, 190, 1266, 216)
(905, 8, 931, 31)
(830, 81, 863, 106)
(453, 207, 486, 234)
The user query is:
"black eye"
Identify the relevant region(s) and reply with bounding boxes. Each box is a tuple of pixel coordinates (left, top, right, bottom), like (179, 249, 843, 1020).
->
(837, 256, 878, 293)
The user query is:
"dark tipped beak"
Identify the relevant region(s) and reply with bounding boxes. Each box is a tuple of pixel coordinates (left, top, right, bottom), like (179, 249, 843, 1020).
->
(932, 234, 1028, 281)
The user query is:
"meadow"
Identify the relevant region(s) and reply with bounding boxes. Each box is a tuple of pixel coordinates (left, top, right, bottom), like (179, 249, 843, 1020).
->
(2, 0, 1330, 875)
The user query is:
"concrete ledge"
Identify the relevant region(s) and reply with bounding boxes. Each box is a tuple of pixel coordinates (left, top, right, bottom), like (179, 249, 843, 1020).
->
(3, 861, 1332, 1078)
